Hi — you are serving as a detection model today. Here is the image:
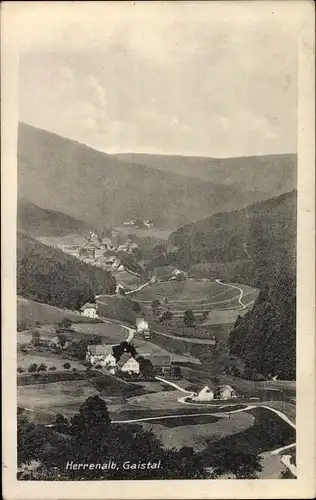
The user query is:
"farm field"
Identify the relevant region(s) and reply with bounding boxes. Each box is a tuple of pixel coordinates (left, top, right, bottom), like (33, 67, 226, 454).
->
(111, 269, 141, 287)
(17, 297, 94, 327)
(18, 380, 101, 422)
(132, 279, 259, 320)
(114, 226, 173, 240)
(140, 412, 254, 452)
(17, 351, 85, 372)
(132, 279, 227, 301)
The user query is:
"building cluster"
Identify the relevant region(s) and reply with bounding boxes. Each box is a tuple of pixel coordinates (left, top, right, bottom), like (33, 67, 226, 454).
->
(123, 219, 154, 229)
(192, 384, 237, 401)
(86, 343, 171, 376)
(59, 232, 139, 271)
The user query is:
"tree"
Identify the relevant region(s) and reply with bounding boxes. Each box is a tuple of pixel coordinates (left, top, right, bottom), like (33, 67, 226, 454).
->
(55, 413, 71, 434)
(201, 311, 210, 321)
(68, 339, 89, 360)
(183, 310, 195, 327)
(133, 301, 141, 313)
(37, 363, 47, 373)
(58, 318, 72, 329)
(138, 357, 155, 378)
(27, 363, 38, 373)
(151, 299, 161, 316)
(63, 363, 71, 370)
(172, 366, 182, 379)
(70, 396, 111, 451)
(57, 333, 67, 347)
(31, 330, 41, 346)
(207, 443, 262, 479)
(160, 310, 173, 322)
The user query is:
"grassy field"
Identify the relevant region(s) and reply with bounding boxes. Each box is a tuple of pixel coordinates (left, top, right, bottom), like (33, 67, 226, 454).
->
(140, 412, 254, 452)
(18, 380, 100, 416)
(111, 269, 141, 287)
(17, 297, 96, 328)
(17, 351, 85, 372)
(132, 279, 226, 301)
(115, 226, 173, 240)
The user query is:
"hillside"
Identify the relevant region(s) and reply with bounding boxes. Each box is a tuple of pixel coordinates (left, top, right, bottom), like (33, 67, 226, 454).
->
(17, 297, 98, 329)
(17, 197, 89, 238)
(17, 232, 116, 310)
(19, 123, 268, 229)
(228, 277, 295, 379)
(115, 152, 297, 197)
(164, 190, 296, 289)
(148, 191, 296, 380)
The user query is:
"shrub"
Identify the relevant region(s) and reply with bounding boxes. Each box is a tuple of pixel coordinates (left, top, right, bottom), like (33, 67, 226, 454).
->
(17, 367, 25, 373)
(17, 320, 28, 332)
(63, 363, 71, 370)
(37, 363, 47, 373)
(27, 363, 38, 373)
(58, 318, 72, 329)
(49, 366, 56, 371)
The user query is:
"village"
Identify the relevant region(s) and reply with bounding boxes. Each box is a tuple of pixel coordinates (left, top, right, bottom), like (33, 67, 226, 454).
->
(59, 230, 139, 272)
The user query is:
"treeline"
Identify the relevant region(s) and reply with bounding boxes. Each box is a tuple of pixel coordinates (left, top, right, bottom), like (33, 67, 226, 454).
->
(17, 232, 116, 310)
(229, 275, 296, 380)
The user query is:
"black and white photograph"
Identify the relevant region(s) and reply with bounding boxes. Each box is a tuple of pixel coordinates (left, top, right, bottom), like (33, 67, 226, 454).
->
(1, 1, 315, 497)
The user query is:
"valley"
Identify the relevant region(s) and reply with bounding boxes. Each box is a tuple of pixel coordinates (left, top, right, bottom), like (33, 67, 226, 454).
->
(16, 125, 296, 480)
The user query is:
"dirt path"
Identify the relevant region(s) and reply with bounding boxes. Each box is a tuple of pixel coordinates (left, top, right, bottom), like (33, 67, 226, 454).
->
(215, 279, 247, 310)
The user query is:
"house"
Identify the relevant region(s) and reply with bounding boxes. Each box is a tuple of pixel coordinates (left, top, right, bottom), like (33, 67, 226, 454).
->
(95, 246, 106, 259)
(214, 385, 237, 400)
(192, 385, 216, 402)
(144, 354, 171, 374)
(170, 269, 187, 281)
(80, 303, 98, 318)
(136, 318, 148, 333)
(86, 344, 116, 368)
(123, 220, 136, 227)
(61, 245, 80, 258)
(117, 244, 129, 253)
(144, 219, 154, 229)
(117, 352, 140, 374)
(116, 283, 126, 295)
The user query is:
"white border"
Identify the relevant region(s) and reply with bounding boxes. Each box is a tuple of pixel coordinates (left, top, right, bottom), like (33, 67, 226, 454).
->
(2, 1, 315, 498)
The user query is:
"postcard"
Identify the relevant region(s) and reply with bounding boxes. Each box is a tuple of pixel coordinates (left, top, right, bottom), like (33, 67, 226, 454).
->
(2, 1, 315, 498)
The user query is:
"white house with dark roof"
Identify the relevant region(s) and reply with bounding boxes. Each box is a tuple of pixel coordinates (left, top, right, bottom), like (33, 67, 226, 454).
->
(193, 384, 216, 402)
(86, 344, 116, 369)
(80, 303, 98, 318)
(117, 352, 139, 374)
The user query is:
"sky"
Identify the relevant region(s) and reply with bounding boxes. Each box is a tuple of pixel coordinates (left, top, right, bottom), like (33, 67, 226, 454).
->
(17, 1, 299, 157)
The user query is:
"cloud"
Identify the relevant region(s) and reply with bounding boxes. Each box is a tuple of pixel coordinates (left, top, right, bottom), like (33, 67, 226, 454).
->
(87, 75, 106, 108)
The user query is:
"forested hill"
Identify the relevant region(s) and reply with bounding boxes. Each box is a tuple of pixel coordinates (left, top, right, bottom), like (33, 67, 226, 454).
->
(19, 122, 277, 228)
(115, 152, 296, 198)
(229, 275, 295, 380)
(17, 232, 116, 310)
(18, 197, 89, 238)
(168, 190, 296, 289)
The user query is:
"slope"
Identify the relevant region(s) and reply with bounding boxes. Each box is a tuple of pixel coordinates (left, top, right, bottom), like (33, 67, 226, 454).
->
(17, 197, 89, 238)
(17, 232, 116, 310)
(165, 190, 296, 289)
(114, 152, 297, 197)
(19, 123, 261, 229)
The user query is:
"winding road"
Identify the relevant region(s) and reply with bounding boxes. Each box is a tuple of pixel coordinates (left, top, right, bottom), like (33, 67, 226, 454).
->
(215, 279, 247, 310)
